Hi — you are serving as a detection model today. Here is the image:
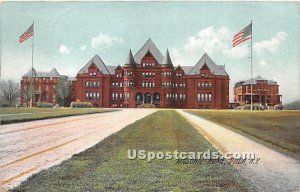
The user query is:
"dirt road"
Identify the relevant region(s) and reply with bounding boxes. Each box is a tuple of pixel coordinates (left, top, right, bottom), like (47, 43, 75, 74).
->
(178, 110, 300, 192)
(0, 109, 157, 190)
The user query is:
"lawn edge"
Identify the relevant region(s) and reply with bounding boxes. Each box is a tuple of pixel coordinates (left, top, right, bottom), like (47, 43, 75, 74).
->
(185, 110, 300, 160)
(0, 109, 118, 125)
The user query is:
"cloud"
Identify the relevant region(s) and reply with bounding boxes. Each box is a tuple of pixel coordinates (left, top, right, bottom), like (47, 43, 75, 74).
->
(224, 44, 249, 59)
(184, 26, 230, 54)
(91, 33, 123, 49)
(80, 45, 87, 50)
(254, 32, 288, 54)
(182, 26, 250, 59)
(258, 59, 269, 66)
(58, 45, 70, 54)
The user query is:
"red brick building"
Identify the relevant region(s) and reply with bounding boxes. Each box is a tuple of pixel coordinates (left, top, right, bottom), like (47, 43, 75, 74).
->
(234, 75, 282, 107)
(20, 68, 66, 107)
(74, 39, 230, 109)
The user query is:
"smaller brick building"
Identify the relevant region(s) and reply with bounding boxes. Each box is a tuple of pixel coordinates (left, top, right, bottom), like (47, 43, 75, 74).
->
(234, 75, 282, 107)
(20, 68, 67, 107)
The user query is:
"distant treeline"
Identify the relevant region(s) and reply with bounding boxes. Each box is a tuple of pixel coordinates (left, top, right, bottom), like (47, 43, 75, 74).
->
(285, 100, 300, 110)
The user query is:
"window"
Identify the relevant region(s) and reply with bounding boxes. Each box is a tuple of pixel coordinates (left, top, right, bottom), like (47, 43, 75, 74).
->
(120, 82, 123, 87)
(205, 93, 208, 101)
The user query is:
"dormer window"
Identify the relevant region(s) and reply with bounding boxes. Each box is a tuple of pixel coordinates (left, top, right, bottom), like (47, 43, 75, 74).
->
(93, 72, 96, 76)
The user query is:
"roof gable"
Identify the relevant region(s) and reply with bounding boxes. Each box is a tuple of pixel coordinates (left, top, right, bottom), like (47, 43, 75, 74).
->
(200, 63, 210, 71)
(78, 54, 111, 75)
(188, 53, 228, 76)
(134, 38, 164, 64)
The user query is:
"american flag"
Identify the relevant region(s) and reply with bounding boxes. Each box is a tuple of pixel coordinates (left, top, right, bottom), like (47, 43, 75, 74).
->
(19, 23, 34, 43)
(232, 23, 252, 47)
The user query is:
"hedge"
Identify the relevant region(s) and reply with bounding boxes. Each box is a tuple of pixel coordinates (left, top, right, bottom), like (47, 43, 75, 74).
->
(70, 102, 93, 108)
(36, 102, 55, 108)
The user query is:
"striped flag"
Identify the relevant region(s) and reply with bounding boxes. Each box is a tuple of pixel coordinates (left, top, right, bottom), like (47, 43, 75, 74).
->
(232, 23, 252, 47)
(19, 23, 34, 43)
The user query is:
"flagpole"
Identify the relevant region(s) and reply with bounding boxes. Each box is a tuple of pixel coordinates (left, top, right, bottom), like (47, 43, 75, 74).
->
(30, 20, 35, 108)
(250, 20, 253, 111)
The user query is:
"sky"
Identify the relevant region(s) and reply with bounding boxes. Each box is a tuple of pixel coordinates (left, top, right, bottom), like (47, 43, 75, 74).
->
(0, 1, 299, 103)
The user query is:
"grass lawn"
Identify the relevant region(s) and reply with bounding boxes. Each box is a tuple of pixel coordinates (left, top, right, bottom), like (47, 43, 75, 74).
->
(187, 110, 300, 157)
(0, 107, 115, 125)
(11, 111, 253, 192)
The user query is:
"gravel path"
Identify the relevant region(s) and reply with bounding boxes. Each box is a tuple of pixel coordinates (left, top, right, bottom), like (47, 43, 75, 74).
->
(0, 109, 157, 190)
(177, 110, 300, 192)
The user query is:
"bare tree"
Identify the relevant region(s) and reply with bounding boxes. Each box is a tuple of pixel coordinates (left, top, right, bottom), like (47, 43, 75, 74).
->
(55, 78, 70, 107)
(23, 81, 36, 107)
(0, 80, 20, 107)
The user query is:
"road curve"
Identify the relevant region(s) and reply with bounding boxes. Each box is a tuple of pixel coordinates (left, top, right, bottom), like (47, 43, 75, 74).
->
(177, 110, 300, 192)
(0, 109, 157, 190)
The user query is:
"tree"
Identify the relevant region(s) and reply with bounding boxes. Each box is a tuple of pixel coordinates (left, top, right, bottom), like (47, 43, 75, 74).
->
(0, 80, 20, 107)
(55, 78, 70, 107)
(285, 100, 300, 110)
(23, 81, 36, 107)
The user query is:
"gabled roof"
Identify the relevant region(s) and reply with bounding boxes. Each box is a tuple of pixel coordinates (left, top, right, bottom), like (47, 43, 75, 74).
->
(124, 49, 137, 66)
(78, 54, 111, 75)
(49, 67, 60, 77)
(161, 49, 173, 66)
(23, 67, 62, 78)
(134, 38, 164, 64)
(175, 65, 184, 71)
(188, 53, 228, 76)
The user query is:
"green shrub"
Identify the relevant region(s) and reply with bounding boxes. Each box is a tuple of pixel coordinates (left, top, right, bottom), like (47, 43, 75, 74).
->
(36, 102, 55, 108)
(70, 102, 93, 108)
(242, 104, 264, 110)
